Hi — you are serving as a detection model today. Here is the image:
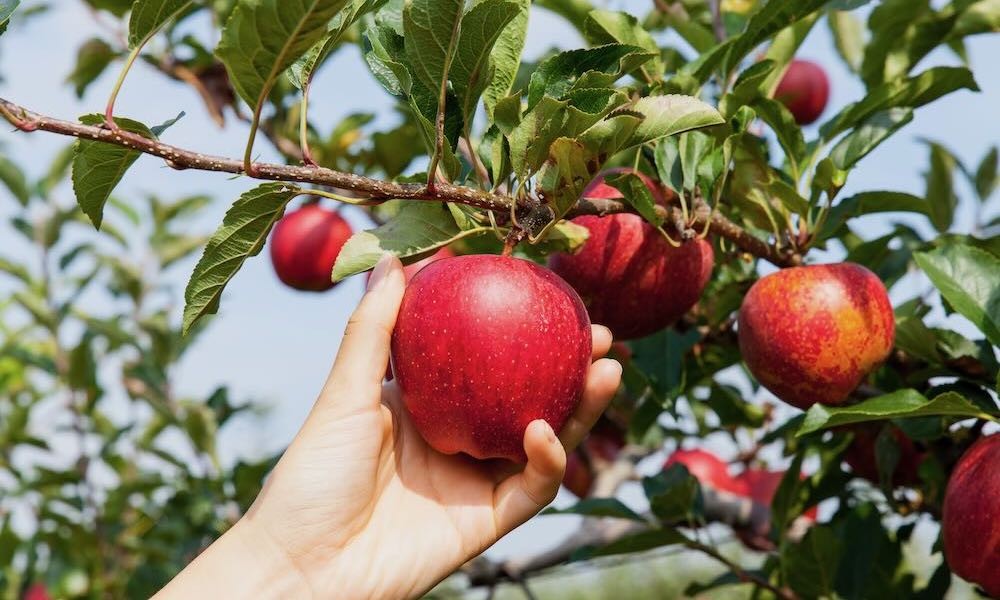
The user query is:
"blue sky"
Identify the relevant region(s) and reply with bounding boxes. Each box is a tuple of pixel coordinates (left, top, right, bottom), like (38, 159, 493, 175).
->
(0, 1, 997, 565)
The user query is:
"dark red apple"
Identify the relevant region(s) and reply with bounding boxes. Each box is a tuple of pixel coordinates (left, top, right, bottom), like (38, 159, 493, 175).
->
(269, 204, 352, 291)
(563, 418, 627, 497)
(391, 255, 592, 461)
(735, 469, 818, 521)
(844, 425, 925, 487)
(22, 584, 51, 600)
(738, 263, 894, 410)
(550, 169, 714, 340)
(664, 448, 744, 495)
(943, 434, 1000, 598)
(774, 59, 830, 125)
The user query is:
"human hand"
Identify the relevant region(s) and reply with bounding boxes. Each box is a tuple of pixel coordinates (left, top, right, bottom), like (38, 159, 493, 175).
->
(157, 255, 622, 599)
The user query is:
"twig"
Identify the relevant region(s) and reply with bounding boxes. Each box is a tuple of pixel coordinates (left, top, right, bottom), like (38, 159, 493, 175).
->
(1, 97, 801, 267)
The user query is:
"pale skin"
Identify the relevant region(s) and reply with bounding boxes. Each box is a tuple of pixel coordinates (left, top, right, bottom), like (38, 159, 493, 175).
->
(156, 255, 623, 599)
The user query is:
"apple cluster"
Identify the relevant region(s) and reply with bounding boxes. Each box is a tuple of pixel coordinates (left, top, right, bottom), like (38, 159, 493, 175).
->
(264, 62, 996, 595)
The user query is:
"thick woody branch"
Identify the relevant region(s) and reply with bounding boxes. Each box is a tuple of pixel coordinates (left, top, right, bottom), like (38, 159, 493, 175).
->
(2, 97, 799, 267)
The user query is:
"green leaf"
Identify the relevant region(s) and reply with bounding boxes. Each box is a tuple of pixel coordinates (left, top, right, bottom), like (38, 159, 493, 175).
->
(781, 526, 843, 598)
(583, 10, 663, 81)
(534, 137, 592, 220)
(759, 14, 821, 96)
(819, 191, 927, 240)
(583, 527, 690, 559)
(289, 0, 386, 89)
(913, 242, 1000, 346)
(402, 0, 463, 94)
(481, 0, 528, 117)
(543, 497, 646, 521)
(821, 66, 979, 141)
(828, 9, 865, 73)
(332, 202, 490, 281)
(626, 95, 725, 149)
(752, 97, 805, 176)
(0, 0, 19, 36)
(644, 465, 701, 523)
(0, 152, 29, 206)
(216, 0, 351, 106)
(71, 115, 155, 229)
(973, 145, 997, 201)
(607, 172, 664, 227)
(182, 183, 300, 334)
(687, 0, 830, 82)
(798, 390, 994, 437)
(128, 0, 191, 49)
(829, 108, 913, 170)
(451, 0, 520, 128)
(923, 140, 958, 232)
(66, 38, 117, 98)
(527, 44, 655, 109)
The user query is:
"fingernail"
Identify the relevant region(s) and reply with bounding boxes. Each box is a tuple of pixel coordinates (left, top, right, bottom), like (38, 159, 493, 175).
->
(367, 254, 394, 292)
(542, 420, 556, 444)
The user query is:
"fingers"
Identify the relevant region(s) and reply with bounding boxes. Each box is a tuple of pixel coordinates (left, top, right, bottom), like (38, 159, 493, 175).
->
(559, 358, 622, 451)
(318, 254, 405, 413)
(591, 325, 612, 360)
(492, 420, 565, 537)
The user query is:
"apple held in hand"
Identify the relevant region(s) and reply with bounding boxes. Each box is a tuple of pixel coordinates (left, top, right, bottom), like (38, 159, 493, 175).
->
(269, 204, 352, 292)
(664, 448, 744, 495)
(738, 263, 894, 410)
(774, 59, 830, 125)
(943, 434, 1000, 598)
(391, 255, 592, 461)
(550, 169, 714, 340)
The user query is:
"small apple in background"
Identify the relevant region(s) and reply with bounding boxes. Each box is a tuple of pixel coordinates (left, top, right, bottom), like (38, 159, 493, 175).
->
(737, 263, 894, 410)
(943, 434, 1000, 598)
(563, 418, 627, 498)
(391, 255, 592, 461)
(734, 469, 818, 521)
(22, 584, 50, 600)
(550, 169, 714, 340)
(269, 204, 352, 292)
(664, 448, 744, 495)
(843, 425, 925, 487)
(774, 59, 830, 125)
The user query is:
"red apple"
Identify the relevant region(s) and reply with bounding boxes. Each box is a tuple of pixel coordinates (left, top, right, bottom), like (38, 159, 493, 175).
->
(943, 434, 1000, 598)
(550, 169, 714, 340)
(735, 469, 818, 521)
(774, 59, 830, 125)
(23, 584, 51, 600)
(391, 255, 592, 461)
(269, 204, 352, 291)
(563, 451, 594, 498)
(843, 425, 925, 487)
(664, 449, 745, 495)
(563, 419, 626, 497)
(737, 263, 894, 410)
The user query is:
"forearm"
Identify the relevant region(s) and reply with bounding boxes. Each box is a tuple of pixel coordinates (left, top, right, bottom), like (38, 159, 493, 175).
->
(155, 520, 313, 599)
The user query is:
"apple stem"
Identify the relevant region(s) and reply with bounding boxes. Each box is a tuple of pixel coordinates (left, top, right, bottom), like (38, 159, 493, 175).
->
(502, 227, 526, 257)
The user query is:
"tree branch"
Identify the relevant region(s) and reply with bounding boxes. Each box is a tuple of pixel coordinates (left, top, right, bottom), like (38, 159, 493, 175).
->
(1, 97, 800, 267)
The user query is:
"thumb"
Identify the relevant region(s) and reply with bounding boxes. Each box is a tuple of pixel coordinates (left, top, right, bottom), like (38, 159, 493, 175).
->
(318, 254, 405, 414)
(491, 420, 566, 537)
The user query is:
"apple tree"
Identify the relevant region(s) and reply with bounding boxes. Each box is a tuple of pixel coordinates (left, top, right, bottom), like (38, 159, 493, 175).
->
(0, 0, 999, 598)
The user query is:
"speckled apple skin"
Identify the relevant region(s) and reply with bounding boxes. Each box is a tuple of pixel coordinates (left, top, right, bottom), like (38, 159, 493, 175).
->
(738, 263, 894, 410)
(390, 255, 592, 462)
(665, 449, 744, 495)
(269, 205, 352, 291)
(774, 59, 830, 125)
(943, 434, 1000, 598)
(551, 169, 713, 340)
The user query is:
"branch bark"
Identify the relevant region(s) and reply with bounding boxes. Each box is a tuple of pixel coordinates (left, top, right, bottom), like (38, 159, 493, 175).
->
(1, 97, 801, 267)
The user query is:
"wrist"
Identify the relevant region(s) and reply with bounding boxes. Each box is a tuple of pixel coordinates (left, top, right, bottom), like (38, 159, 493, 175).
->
(156, 518, 313, 599)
